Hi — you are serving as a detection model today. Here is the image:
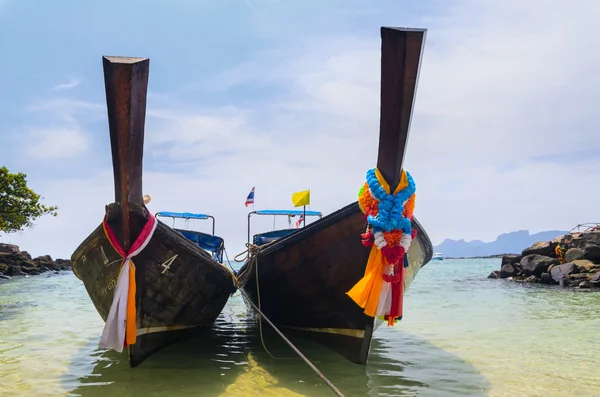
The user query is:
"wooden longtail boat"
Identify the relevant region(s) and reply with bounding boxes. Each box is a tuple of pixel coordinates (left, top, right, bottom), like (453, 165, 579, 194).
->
(71, 56, 236, 367)
(236, 27, 433, 365)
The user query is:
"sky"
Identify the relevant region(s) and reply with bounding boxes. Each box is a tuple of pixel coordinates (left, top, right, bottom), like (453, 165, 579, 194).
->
(1, 0, 599, 259)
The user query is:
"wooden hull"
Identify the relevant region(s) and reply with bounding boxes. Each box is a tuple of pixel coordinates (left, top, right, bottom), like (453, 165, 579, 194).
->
(237, 201, 433, 365)
(71, 204, 237, 367)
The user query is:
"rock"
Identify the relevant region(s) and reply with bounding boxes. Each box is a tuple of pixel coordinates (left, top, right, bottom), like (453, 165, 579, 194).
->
(501, 255, 522, 266)
(550, 263, 579, 282)
(525, 275, 540, 283)
(564, 248, 585, 263)
(520, 255, 559, 277)
(522, 241, 556, 258)
(583, 244, 600, 262)
(568, 273, 590, 280)
(500, 263, 518, 278)
(570, 260, 595, 272)
(0, 243, 20, 253)
(0, 274, 10, 280)
(570, 231, 600, 249)
(0, 245, 71, 278)
(5, 265, 22, 276)
(560, 277, 573, 287)
(579, 281, 593, 289)
(590, 271, 600, 284)
(487, 271, 500, 279)
(20, 266, 41, 275)
(19, 251, 33, 260)
(55, 258, 71, 270)
(540, 272, 554, 284)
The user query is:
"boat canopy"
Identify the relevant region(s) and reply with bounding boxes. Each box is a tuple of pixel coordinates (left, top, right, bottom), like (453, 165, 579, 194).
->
(156, 211, 210, 220)
(253, 209, 322, 217)
(247, 209, 323, 244)
(156, 211, 217, 242)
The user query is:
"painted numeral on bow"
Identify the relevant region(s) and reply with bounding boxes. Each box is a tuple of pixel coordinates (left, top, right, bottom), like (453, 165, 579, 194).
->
(160, 254, 179, 274)
(100, 246, 109, 265)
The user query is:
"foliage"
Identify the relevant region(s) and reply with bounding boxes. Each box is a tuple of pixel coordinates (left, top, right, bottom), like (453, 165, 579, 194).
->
(0, 166, 58, 234)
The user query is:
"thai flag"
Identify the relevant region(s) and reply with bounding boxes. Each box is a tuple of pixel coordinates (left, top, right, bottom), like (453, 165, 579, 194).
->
(296, 213, 304, 228)
(245, 187, 255, 207)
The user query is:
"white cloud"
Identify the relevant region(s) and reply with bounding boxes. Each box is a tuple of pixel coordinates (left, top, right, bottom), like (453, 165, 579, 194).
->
(7, 0, 600, 258)
(25, 127, 89, 159)
(52, 78, 81, 91)
(16, 99, 102, 159)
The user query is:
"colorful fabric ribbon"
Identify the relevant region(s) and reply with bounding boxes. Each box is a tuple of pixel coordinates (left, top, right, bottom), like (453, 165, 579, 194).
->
(347, 168, 416, 326)
(98, 211, 157, 352)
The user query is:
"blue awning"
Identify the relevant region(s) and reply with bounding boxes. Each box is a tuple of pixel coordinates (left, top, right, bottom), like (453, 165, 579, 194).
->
(254, 210, 322, 217)
(156, 211, 210, 220)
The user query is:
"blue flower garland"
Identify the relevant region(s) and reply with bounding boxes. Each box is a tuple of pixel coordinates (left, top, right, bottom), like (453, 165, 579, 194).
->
(365, 168, 415, 234)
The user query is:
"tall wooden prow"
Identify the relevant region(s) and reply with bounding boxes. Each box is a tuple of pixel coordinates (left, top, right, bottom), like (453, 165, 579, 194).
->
(357, 27, 426, 363)
(102, 56, 150, 252)
(376, 27, 426, 192)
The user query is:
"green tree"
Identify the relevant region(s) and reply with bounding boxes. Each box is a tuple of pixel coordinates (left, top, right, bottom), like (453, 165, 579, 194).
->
(0, 166, 58, 234)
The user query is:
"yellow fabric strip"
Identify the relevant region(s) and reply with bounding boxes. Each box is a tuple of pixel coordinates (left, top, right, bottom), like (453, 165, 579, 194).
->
(374, 168, 408, 195)
(126, 261, 137, 345)
(346, 246, 385, 317)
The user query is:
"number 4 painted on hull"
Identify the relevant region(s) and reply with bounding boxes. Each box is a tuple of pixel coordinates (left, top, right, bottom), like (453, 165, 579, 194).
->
(160, 254, 179, 274)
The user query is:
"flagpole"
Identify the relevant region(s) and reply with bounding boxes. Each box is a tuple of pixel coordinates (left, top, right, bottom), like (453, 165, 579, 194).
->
(303, 205, 306, 227)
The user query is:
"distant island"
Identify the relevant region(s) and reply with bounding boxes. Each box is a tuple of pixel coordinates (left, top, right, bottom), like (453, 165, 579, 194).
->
(435, 230, 568, 258)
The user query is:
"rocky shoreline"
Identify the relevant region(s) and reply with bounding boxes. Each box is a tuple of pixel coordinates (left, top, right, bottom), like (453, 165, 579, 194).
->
(488, 229, 600, 289)
(0, 243, 71, 280)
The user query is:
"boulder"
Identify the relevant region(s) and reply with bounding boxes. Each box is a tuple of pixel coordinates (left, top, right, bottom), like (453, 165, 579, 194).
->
(569, 259, 595, 272)
(550, 263, 578, 282)
(501, 255, 522, 266)
(583, 244, 600, 262)
(590, 271, 600, 284)
(570, 231, 600, 249)
(579, 281, 593, 289)
(522, 241, 556, 258)
(520, 255, 559, 277)
(564, 248, 585, 263)
(559, 277, 573, 287)
(540, 272, 554, 284)
(500, 263, 518, 278)
(0, 263, 8, 274)
(0, 243, 20, 253)
(5, 265, 22, 276)
(20, 266, 41, 275)
(487, 271, 500, 279)
(524, 275, 540, 283)
(20, 251, 33, 260)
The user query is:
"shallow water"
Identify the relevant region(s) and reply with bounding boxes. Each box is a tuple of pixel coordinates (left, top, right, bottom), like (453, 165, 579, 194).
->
(1, 259, 599, 396)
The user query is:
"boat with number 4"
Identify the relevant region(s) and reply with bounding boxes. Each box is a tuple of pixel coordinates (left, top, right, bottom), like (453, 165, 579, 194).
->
(70, 56, 236, 367)
(236, 27, 433, 365)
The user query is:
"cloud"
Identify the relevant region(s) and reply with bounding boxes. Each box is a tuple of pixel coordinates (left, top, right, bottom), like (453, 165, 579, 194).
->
(52, 78, 81, 91)
(6, 0, 600, 258)
(25, 127, 89, 159)
(14, 99, 104, 160)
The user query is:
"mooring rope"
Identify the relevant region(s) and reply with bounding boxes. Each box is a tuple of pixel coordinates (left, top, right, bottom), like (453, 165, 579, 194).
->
(227, 245, 346, 397)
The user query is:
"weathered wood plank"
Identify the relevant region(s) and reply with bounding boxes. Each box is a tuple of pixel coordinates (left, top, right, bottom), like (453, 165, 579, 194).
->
(377, 27, 426, 191)
(103, 56, 149, 251)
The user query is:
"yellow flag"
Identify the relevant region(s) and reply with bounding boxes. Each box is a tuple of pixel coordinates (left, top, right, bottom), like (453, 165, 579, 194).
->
(291, 189, 310, 207)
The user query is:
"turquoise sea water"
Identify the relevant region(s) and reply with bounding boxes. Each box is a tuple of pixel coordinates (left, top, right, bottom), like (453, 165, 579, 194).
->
(1, 259, 599, 397)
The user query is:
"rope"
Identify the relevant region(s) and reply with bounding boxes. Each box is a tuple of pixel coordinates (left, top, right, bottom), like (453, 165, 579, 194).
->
(229, 244, 346, 397)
